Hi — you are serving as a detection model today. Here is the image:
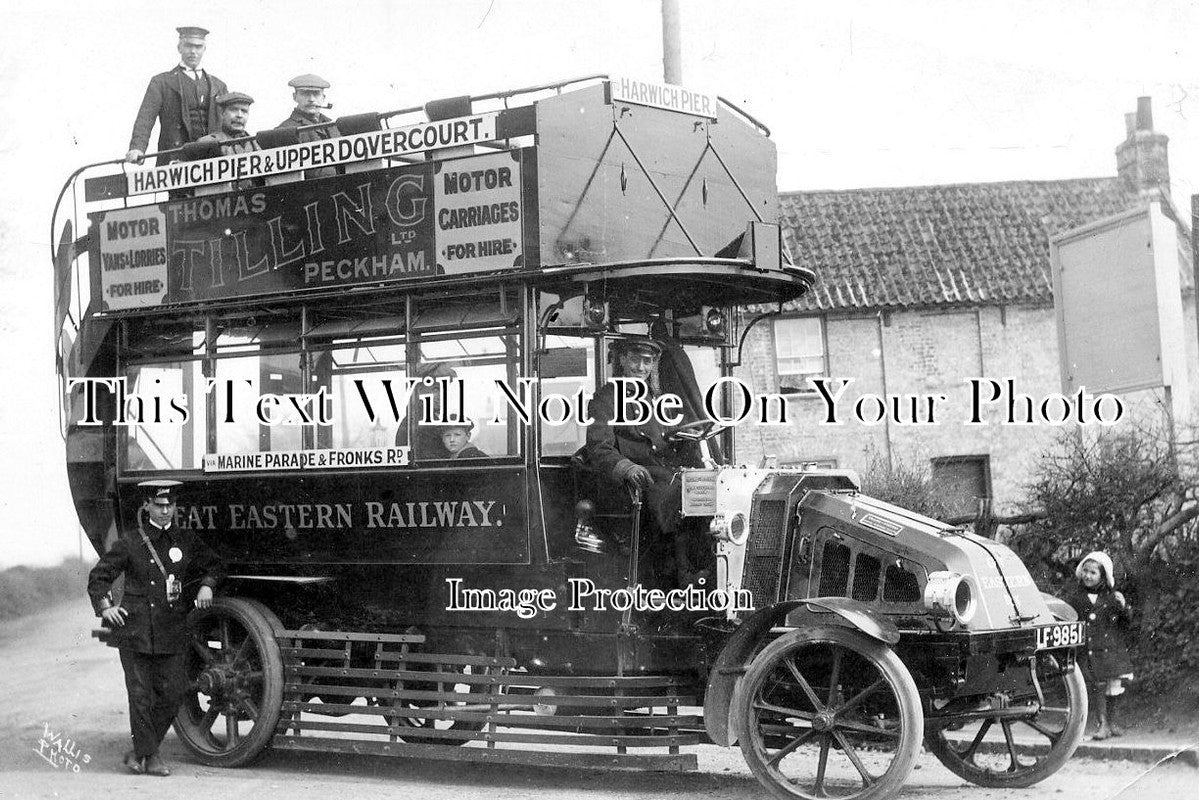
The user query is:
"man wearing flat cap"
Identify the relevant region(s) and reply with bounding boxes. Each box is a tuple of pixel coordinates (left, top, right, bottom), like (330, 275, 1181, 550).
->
(126, 26, 228, 164)
(195, 92, 260, 194)
(278, 74, 339, 141)
(277, 74, 341, 178)
(585, 338, 704, 584)
(198, 92, 258, 153)
(87, 481, 225, 777)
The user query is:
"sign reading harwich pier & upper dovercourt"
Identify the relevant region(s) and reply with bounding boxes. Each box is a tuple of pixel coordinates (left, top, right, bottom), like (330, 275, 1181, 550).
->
(91, 148, 533, 310)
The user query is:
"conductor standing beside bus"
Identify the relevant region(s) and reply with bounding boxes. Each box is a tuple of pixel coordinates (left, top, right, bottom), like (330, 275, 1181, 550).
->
(87, 481, 224, 777)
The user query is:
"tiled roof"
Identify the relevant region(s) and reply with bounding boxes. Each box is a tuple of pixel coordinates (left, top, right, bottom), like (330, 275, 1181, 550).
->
(778, 177, 1180, 311)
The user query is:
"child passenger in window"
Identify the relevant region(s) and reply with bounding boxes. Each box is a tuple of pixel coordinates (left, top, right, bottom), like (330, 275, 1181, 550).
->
(441, 420, 486, 459)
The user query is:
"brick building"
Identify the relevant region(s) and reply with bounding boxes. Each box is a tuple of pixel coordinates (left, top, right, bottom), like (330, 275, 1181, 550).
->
(735, 99, 1193, 518)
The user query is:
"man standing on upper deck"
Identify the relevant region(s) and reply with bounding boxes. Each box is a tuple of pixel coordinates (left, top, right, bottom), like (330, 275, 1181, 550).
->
(125, 26, 228, 165)
(277, 74, 340, 178)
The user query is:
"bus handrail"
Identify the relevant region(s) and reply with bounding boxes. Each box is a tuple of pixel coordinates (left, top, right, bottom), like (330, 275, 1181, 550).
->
(54, 74, 772, 214)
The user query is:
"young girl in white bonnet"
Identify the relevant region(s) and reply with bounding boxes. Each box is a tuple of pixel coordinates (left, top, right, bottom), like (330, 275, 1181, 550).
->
(1065, 550, 1134, 739)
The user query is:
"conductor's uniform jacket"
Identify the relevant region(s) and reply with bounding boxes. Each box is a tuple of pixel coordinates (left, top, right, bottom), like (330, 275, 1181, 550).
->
(87, 523, 224, 654)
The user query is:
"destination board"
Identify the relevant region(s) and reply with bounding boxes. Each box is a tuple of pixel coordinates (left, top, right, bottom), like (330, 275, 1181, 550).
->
(90, 149, 535, 309)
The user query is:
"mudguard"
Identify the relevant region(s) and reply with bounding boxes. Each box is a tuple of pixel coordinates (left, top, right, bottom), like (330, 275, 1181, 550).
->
(1041, 591, 1078, 622)
(703, 597, 900, 746)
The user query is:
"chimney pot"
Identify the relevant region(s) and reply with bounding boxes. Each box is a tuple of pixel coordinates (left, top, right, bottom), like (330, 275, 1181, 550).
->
(1115, 97, 1169, 196)
(1136, 96, 1154, 131)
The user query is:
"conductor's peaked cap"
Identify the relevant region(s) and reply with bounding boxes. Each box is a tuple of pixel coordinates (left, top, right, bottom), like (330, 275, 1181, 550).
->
(611, 337, 662, 358)
(139, 479, 182, 504)
(176, 26, 210, 39)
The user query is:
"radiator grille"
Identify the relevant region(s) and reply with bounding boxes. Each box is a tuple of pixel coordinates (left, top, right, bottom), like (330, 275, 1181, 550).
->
(818, 541, 852, 596)
(741, 499, 788, 609)
(851, 553, 881, 601)
(883, 564, 922, 602)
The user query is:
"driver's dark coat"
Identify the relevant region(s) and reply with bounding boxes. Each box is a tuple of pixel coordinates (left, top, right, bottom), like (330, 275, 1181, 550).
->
(87, 523, 224, 654)
(586, 380, 687, 482)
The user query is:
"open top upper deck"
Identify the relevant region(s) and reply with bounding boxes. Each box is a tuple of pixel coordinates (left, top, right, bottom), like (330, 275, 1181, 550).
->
(56, 75, 812, 332)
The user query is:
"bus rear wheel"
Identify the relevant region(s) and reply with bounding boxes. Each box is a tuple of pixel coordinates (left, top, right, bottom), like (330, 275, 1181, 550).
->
(174, 597, 284, 767)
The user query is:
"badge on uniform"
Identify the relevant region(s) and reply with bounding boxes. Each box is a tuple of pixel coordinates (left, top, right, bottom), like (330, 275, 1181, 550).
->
(166, 573, 183, 604)
(168, 546, 183, 563)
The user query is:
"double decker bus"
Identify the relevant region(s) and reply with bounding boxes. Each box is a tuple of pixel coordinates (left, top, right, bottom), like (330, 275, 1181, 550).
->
(54, 76, 1086, 800)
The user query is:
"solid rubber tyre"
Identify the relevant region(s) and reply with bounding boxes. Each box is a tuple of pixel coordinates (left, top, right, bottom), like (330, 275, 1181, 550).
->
(174, 597, 285, 767)
(736, 625, 923, 800)
(924, 659, 1086, 788)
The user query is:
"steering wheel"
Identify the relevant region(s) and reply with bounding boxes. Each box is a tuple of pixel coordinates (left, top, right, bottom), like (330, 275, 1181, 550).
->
(667, 419, 732, 443)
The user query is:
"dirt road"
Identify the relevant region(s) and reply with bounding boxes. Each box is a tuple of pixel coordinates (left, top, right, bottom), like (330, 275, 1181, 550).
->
(0, 603, 1193, 799)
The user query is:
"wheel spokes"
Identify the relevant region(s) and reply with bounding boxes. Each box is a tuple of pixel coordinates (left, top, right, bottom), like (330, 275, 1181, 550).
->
(755, 699, 818, 722)
(219, 619, 232, 653)
(834, 678, 886, 719)
(1000, 721, 1024, 772)
(198, 704, 222, 749)
(746, 634, 922, 800)
(1020, 717, 1061, 743)
(833, 730, 877, 787)
(834, 717, 900, 738)
(767, 727, 819, 767)
(813, 737, 831, 797)
(785, 657, 826, 712)
(199, 703, 220, 733)
(192, 639, 216, 663)
(240, 698, 260, 722)
(228, 637, 251, 668)
(826, 649, 843, 706)
(960, 718, 994, 762)
(225, 709, 240, 748)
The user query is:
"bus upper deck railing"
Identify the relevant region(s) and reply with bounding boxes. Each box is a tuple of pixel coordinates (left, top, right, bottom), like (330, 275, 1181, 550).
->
(52, 74, 774, 246)
(52, 73, 801, 423)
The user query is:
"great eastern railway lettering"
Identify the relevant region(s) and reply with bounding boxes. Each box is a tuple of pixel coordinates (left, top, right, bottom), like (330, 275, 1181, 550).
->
(173, 501, 502, 530)
(228, 503, 354, 530)
(365, 500, 501, 528)
(170, 176, 429, 293)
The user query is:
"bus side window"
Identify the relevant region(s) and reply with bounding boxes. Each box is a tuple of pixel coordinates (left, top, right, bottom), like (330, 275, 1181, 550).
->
(211, 320, 303, 455)
(120, 320, 207, 472)
(539, 336, 596, 458)
(414, 334, 521, 462)
(123, 360, 207, 471)
(318, 340, 407, 451)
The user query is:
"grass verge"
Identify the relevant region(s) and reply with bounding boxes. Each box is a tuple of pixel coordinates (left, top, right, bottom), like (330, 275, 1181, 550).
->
(0, 558, 94, 620)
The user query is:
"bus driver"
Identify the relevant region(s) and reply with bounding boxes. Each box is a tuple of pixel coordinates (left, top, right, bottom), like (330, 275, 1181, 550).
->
(585, 338, 702, 585)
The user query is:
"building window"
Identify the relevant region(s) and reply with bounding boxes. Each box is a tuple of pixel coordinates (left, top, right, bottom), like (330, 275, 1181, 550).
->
(773, 316, 825, 392)
(931, 455, 992, 519)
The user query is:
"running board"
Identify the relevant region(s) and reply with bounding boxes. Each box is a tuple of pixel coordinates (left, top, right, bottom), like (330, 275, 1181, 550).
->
(273, 629, 703, 771)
